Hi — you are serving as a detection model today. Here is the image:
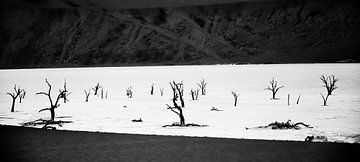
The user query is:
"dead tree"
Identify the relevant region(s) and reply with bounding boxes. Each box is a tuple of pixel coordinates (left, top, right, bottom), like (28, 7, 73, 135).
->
(105, 90, 108, 99)
(170, 81, 184, 107)
(320, 75, 339, 95)
(296, 95, 301, 104)
(7, 85, 21, 112)
(320, 93, 329, 106)
(61, 79, 71, 103)
(19, 89, 26, 103)
(126, 86, 133, 98)
(84, 89, 91, 102)
(190, 89, 200, 100)
(231, 91, 240, 106)
(36, 79, 66, 121)
(92, 83, 102, 96)
(197, 79, 208, 95)
(265, 78, 284, 100)
(166, 81, 186, 125)
(160, 88, 164, 97)
(287, 93, 290, 106)
(150, 83, 154, 95)
(101, 88, 104, 99)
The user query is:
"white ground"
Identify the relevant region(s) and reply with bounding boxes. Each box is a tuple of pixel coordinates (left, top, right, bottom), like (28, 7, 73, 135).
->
(1, 64, 359, 143)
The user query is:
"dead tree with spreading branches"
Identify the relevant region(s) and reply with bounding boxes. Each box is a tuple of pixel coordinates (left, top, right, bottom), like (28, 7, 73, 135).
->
(170, 81, 184, 107)
(320, 75, 339, 96)
(36, 79, 66, 121)
(319, 75, 340, 106)
(92, 83, 102, 96)
(197, 79, 208, 95)
(231, 91, 240, 106)
(265, 78, 284, 100)
(126, 86, 133, 98)
(7, 85, 22, 112)
(166, 81, 186, 126)
(84, 89, 91, 102)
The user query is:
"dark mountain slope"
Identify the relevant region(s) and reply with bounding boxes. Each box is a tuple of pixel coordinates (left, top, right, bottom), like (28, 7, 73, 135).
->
(1, 0, 360, 68)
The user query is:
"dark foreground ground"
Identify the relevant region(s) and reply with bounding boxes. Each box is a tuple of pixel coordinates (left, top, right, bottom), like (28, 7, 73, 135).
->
(0, 125, 358, 162)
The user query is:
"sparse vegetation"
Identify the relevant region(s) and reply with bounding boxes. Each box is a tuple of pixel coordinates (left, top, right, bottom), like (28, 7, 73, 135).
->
(265, 78, 284, 100)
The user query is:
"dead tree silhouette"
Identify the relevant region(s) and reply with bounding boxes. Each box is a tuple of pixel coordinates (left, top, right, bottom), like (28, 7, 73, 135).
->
(84, 89, 91, 102)
(320, 75, 339, 106)
(19, 89, 26, 103)
(320, 75, 339, 96)
(265, 78, 284, 100)
(62, 79, 71, 103)
(36, 79, 67, 121)
(166, 81, 186, 125)
(7, 85, 22, 112)
(170, 81, 185, 107)
(231, 91, 240, 106)
(92, 83, 102, 96)
(197, 79, 208, 95)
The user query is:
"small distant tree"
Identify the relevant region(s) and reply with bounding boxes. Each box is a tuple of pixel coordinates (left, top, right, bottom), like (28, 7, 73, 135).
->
(166, 81, 186, 125)
(190, 89, 200, 100)
(92, 83, 102, 96)
(296, 95, 301, 104)
(320, 75, 339, 96)
(197, 79, 208, 95)
(61, 79, 71, 103)
(100, 88, 104, 99)
(7, 85, 21, 112)
(231, 91, 240, 106)
(126, 86, 133, 98)
(319, 75, 340, 106)
(170, 81, 184, 107)
(265, 78, 284, 100)
(36, 79, 66, 121)
(84, 89, 91, 102)
(160, 88, 164, 97)
(150, 83, 154, 95)
(19, 89, 26, 103)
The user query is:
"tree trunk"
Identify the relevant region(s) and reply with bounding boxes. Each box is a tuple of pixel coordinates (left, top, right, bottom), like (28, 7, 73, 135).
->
(272, 92, 276, 99)
(50, 108, 55, 121)
(234, 98, 237, 106)
(11, 99, 15, 112)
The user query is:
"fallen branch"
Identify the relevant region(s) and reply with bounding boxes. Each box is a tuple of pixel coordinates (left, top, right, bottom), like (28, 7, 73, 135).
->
(245, 120, 313, 130)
